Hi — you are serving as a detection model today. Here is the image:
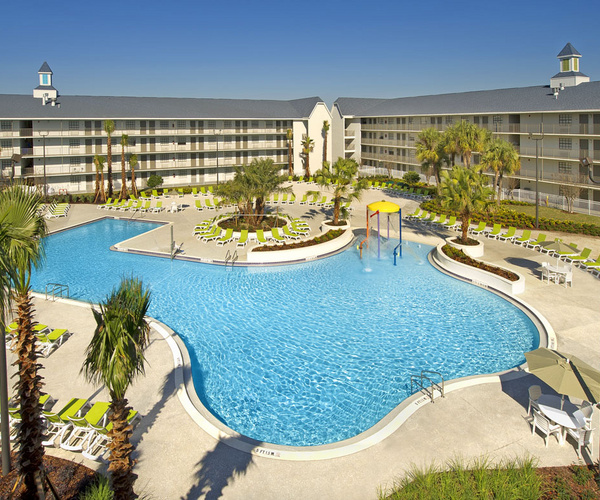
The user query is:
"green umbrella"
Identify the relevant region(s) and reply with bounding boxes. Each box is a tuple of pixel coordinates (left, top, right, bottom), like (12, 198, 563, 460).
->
(525, 348, 600, 405)
(538, 240, 579, 262)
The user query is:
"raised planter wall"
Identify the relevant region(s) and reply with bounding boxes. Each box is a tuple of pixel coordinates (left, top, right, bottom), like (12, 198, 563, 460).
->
(433, 242, 525, 295)
(247, 229, 354, 264)
(445, 236, 484, 258)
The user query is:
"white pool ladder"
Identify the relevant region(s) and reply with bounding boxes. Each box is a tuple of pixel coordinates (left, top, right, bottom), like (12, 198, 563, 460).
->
(410, 370, 445, 403)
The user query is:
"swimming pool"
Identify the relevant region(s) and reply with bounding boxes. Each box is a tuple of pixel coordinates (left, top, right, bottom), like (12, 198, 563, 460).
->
(31, 218, 539, 447)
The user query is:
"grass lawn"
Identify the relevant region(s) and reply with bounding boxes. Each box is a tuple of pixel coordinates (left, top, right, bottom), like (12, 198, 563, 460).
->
(505, 203, 600, 227)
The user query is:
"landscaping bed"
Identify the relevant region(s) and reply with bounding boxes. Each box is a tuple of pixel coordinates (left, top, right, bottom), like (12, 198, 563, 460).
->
(0, 454, 97, 499)
(217, 215, 287, 232)
(253, 229, 344, 252)
(442, 244, 519, 282)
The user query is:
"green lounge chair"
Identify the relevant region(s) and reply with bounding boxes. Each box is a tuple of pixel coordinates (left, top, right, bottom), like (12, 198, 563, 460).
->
(178, 188, 185, 198)
(216, 228, 234, 246)
(270, 228, 286, 244)
(130, 200, 143, 211)
(192, 187, 199, 197)
(316, 196, 327, 206)
(308, 194, 319, 205)
(152, 190, 160, 199)
(307, 177, 314, 183)
(42, 398, 91, 447)
(443, 215, 458, 230)
(497, 226, 517, 242)
(555, 242, 579, 259)
(118, 200, 134, 211)
(37, 328, 70, 357)
(255, 229, 268, 244)
(236, 230, 249, 248)
(202, 227, 222, 242)
(195, 226, 215, 239)
(200, 186, 208, 196)
(208, 186, 214, 194)
(163, 189, 169, 197)
(98, 198, 113, 209)
(151, 201, 163, 213)
(298, 176, 304, 183)
(373, 181, 380, 189)
(514, 229, 532, 246)
(195, 200, 204, 211)
(565, 247, 592, 265)
(282, 225, 300, 240)
(281, 193, 288, 204)
(406, 208, 421, 220)
(432, 214, 447, 226)
(469, 221, 487, 235)
(299, 194, 308, 205)
(82, 409, 139, 462)
(139, 201, 152, 212)
(581, 254, 600, 274)
(59, 401, 111, 452)
(526, 233, 547, 250)
(272, 194, 279, 204)
(289, 194, 296, 204)
(140, 193, 151, 201)
(485, 223, 502, 238)
(205, 199, 215, 210)
(422, 212, 436, 224)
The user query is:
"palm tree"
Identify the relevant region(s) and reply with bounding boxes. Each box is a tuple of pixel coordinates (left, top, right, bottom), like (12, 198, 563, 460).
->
(301, 136, 315, 178)
(439, 165, 494, 244)
(416, 127, 446, 186)
(119, 134, 129, 200)
(0, 185, 48, 498)
(314, 158, 368, 225)
(442, 121, 490, 169)
(481, 139, 520, 205)
(104, 120, 116, 198)
(93, 155, 107, 204)
(129, 154, 139, 199)
(82, 277, 151, 500)
(286, 129, 293, 177)
(322, 121, 330, 165)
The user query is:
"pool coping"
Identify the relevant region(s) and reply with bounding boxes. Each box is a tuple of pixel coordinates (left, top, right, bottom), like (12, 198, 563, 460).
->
(34, 233, 557, 462)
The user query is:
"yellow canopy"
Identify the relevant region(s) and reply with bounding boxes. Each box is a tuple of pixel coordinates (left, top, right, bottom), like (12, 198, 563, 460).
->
(367, 200, 400, 213)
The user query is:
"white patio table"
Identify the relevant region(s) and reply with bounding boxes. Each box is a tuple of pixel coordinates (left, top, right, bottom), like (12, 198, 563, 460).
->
(537, 394, 587, 444)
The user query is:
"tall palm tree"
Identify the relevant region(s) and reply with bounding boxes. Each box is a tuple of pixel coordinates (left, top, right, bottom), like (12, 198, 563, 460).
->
(129, 154, 139, 199)
(104, 120, 116, 198)
(322, 121, 330, 165)
(93, 155, 106, 204)
(82, 277, 151, 500)
(301, 136, 315, 179)
(416, 127, 446, 186)
(314, 158, 368, 225)
(119, 134, 129, 200)
(286, 129, 293, 177)
(481, 138, 520, 205)
(0, 185, 48, 498)
(442, 121, 489, 169)
(439, 165, 494, 243)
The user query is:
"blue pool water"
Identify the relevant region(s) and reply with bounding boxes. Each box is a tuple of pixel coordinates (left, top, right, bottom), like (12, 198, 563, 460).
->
(31, 218, 539, 447)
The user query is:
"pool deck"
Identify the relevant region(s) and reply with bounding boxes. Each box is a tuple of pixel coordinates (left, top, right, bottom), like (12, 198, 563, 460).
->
(7, 184, 600, 499)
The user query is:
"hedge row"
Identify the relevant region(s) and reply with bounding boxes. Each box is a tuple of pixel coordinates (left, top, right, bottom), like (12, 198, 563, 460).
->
(421, 200, 600, 237)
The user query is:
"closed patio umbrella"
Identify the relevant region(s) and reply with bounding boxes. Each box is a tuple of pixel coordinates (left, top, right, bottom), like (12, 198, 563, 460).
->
(538, 240, 579, 263)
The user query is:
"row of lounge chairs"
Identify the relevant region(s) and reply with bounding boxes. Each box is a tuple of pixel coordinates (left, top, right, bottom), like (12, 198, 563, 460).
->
(44, 202, 70, 219)
(406, 209, 460, 230)
(370, 182, 432, 200)
(7, 395, 140, 462)
(5, 321, 71, 357)
(193, 219, 310, 246)
(98, 198, 165, 213)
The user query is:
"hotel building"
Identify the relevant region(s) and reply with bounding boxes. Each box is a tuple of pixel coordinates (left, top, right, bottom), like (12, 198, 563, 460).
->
(0, 62, 331, 194)
(332, 43, 600, 204)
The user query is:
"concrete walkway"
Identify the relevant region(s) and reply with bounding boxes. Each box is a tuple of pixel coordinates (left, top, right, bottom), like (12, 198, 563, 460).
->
(7, 185, 600, 499)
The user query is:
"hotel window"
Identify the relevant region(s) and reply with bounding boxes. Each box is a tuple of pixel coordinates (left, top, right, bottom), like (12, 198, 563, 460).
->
(559, 114, 572, 125)
(208, 120, 217, 129)
(177, 153, 186, 161)
(266, 121, 273, 128)
(559, 138, 572, 150)
(251, 121, 259, 129)
(558, 162, 571, 173)
(125, 120, 136, 129)
(69, 121, 80, 130)
(70, 157, 81, 165)
(69, 139, 80, 148)
(481, 116, 489, 125)
(160, 154, 169, 161)
(160, 137, 169, 145)
(0, 140, 11, 149)
(223, 121, 232, 129)
(177, 120, 186, 129)
(1, 121, 12, 130)
(2, 160, 12, 172)
(445, 117, 453, 124)
(160, 121, 169, 129)
(177, 137, 186, 145)
(492, 116, 503, 124)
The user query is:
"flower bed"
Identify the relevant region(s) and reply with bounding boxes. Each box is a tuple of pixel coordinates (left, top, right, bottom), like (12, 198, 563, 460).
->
(253, 229, 344, 252)
(442, 244, 519, 281)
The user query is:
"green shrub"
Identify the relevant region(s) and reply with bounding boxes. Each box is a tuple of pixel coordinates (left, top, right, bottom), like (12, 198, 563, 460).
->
(147, 174, 163, 189)
(402, 171, 421, 185)
(79, 475, 114, 500)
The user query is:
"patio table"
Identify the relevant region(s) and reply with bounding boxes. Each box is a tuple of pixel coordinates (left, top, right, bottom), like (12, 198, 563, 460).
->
(537, 394, 586, 444)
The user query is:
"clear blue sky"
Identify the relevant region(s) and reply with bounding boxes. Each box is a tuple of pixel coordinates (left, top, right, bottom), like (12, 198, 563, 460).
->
(2, 0, 599, 106)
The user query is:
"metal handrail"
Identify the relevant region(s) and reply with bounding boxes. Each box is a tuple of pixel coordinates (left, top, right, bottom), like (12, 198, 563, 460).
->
(410, 370, 445, 403)
(45, 282, 69, 301)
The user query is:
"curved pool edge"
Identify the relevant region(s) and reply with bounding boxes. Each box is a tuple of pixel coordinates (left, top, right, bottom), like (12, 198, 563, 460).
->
(30, 237, 556, 462)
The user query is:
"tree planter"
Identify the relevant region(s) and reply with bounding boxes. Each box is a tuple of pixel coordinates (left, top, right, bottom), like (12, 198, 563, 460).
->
(321, 220, 350, 233)
(445, 236, 484, 258)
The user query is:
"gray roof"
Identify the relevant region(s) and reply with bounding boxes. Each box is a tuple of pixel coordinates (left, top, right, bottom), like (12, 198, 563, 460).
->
(334, 81, 600, 117)
(0, 94, 323, 119)
(38, 62, 53, 73)
(551, 71, 588, 79)
(557, 43, 581, 58)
